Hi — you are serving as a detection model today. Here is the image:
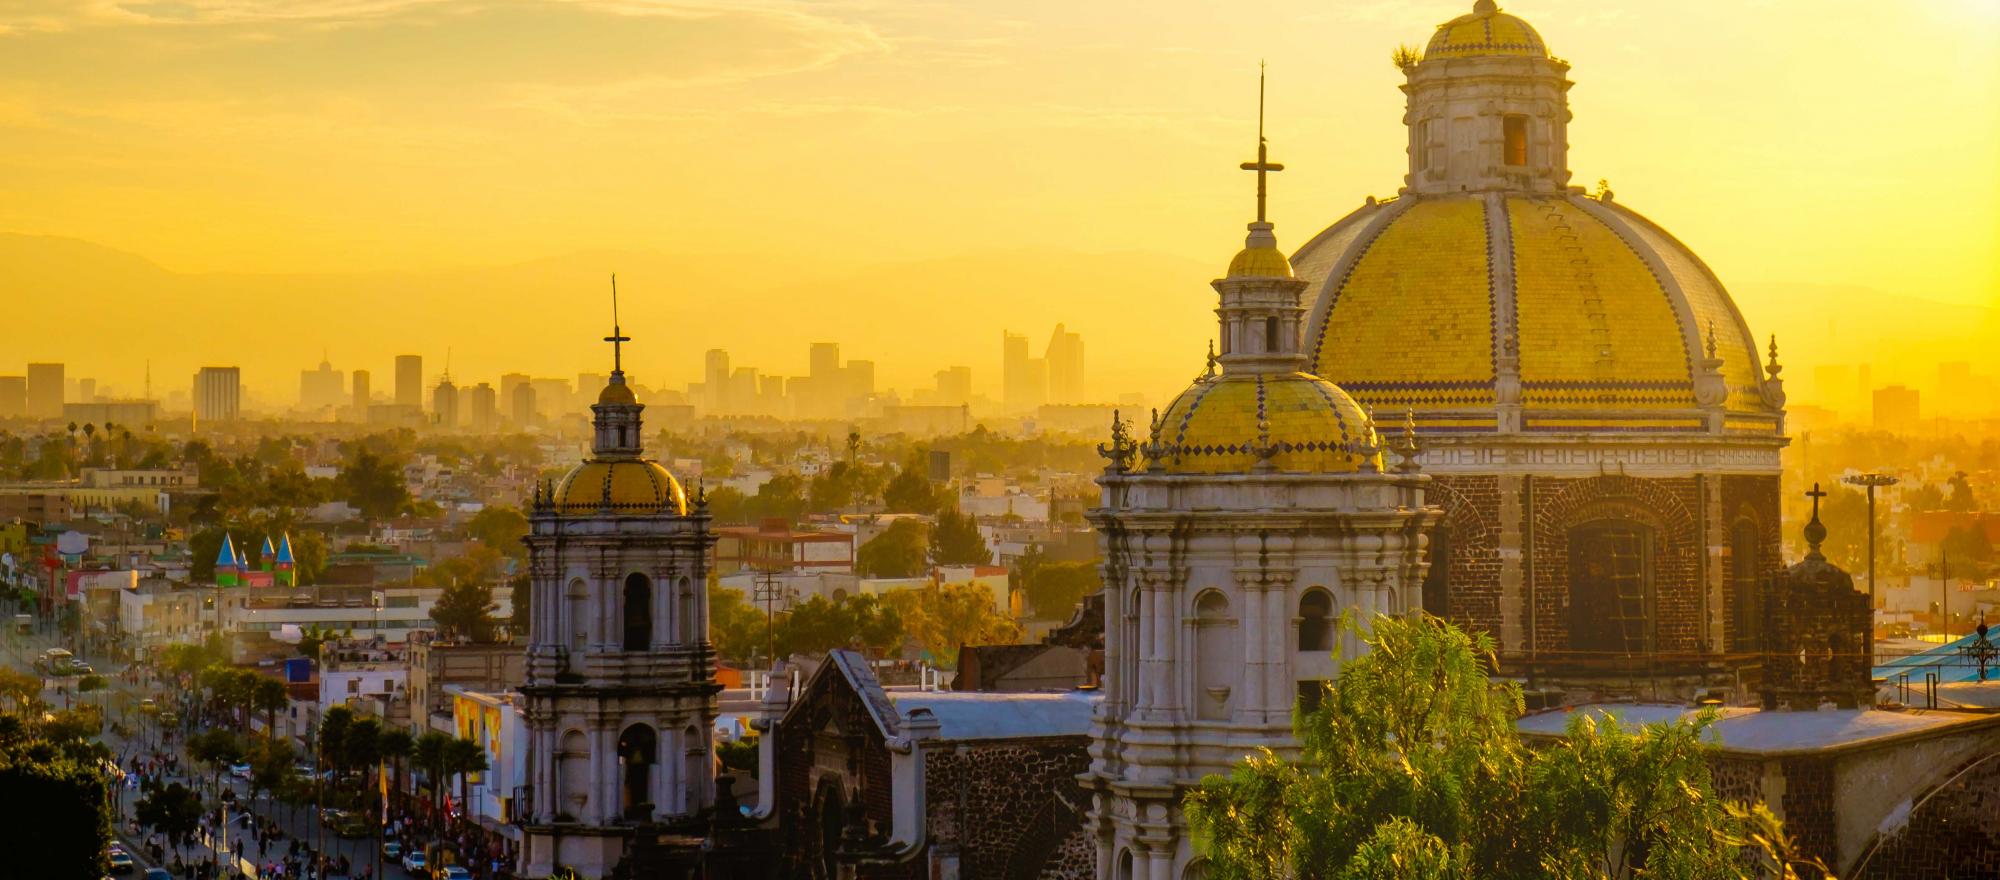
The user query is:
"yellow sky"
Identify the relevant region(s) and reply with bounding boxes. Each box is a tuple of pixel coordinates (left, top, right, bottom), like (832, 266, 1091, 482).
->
(0, 0, 1995, 404)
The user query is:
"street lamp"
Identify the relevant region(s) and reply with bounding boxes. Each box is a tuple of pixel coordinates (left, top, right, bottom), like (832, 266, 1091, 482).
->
(1843, 473, 1900, 617)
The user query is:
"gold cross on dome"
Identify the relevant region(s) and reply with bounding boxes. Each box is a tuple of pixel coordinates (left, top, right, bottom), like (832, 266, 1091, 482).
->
(1239, 62, 1284, 223)
(604, 273, 631, 373)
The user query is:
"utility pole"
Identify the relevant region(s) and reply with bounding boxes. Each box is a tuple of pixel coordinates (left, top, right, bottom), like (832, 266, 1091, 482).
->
(1939, 547, 1950, 640)
(1844, 473, 1899, 628)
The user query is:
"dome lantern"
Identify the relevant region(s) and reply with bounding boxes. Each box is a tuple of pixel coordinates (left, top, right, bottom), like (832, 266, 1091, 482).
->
(1404, 1, 1572, 196)
(1216, 68, 1310, 377)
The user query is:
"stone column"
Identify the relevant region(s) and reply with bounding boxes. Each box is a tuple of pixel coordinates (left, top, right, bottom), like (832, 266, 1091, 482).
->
(1498, 473, 1527, 652)
(1236, 570, 1264, 724)
(1265, 586, 1288, 723)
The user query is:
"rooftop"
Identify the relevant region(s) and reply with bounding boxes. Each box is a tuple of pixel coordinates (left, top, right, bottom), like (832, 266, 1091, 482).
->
(888, 690, 1097, 741)
(1517, 703, 2000, 756)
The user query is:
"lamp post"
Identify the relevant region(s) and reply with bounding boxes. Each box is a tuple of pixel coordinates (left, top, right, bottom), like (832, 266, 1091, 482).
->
(1843, 473, 1899, 621)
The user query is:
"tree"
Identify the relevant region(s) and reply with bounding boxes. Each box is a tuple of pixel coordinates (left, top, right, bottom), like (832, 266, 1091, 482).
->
(297, 623, 338, 661)
(1183, 613, 1830, 880)
(775, 594, 903, 658)
(857, 520, 929, 578)
(188, 728, 245, 796)
(709, 578, 768, 665)
(247, 737, 296, 804)
(430, 579, 501, 643)
(929, 507, 991, 566)
(447, 737, 489, 823)
(342, 447, 411, 521)
(467, 505, 530, 558)
(0, 667, 41, 711)
(251, 676, 289, 742)
(1946, 470, 1979, 512)
(412, 731, 455, 819)
(135, 782, 202, 865)
(0, 706, 115, 877)
(1021, 560, 1099, 620)
(882, 461, 944, 515)
(509, 571, 532, 635)
(882, 583, 1020, 664)
(378, 728, 415, 810)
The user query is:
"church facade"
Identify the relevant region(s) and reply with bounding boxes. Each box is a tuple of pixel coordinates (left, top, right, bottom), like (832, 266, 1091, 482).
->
(1293, 0, 1789, 694)
(516, 328, 721, 879)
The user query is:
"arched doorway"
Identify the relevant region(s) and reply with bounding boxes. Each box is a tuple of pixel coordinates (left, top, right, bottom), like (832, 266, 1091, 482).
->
(1730, 520, 1762, 653)
(622, 573, 653, 651)
(812, 778, 845, 880)
(1568, 520, 1654, 655)
(617, 724, 656, 821)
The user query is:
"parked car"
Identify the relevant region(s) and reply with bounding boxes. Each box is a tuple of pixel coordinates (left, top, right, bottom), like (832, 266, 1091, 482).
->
(320, 808, 350, 828)
(144, 870, 173, 880)
(437, 866, 472, 880)
(382, 841, 402, 861)
(107, 849, 135, 875)
(402, 851, 427, 874)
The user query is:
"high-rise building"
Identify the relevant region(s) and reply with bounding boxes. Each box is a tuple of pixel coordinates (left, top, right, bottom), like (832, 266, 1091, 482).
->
(395, 355, 423, 409)
(0, 376, 26, 417)
(192, 367, 241, 426)
(704, 349, 731, 413)
(530, 378, 571, 419)
(1047, 324, 1085, 404)
(934, 366, 973, 407)
(1873, 385, 1919, 429)
(26, 363, 63, 419)
(351, 369, 371, 418)
(576, 373, 605, 413)
(808, 342, 841, 418)
(300, 357, 345, 412)
(76, 378, 96, 404)
(845, 360, 875, 405)
(1002, 331, 1048, 412)
(467, 383, 498, 433)
(432, 378, 460, 430)
(511, 383, 538, 428)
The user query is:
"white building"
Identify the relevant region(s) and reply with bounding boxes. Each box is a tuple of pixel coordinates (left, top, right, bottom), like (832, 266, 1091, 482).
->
(449, 686, 528, 838)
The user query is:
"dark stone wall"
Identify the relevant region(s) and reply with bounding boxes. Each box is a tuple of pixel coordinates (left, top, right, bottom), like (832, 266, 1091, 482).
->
(1430, 475, 1503, 634)
(923, 737, 1093, 880)
(1720, 474, 1783, 652)
(1857, 753, 2000, 879)
(1528, 474, 1702, 653)
(771, 674, 906, 880)
(1780, 757, 1839, 872)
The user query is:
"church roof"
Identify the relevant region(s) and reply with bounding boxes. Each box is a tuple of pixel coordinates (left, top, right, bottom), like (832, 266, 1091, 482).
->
(1517, 704, 2000, 757)
(1148, 372, 1381, 475)
(1424, 1, 1549, 61)
(549, 459, 687, 517)
(1296, 192, 1779, 435)
(889, 691, 1097, 741)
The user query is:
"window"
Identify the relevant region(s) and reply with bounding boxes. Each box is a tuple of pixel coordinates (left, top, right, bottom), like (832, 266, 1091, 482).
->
(1296, 679, 1327, 715)
(1423, 522, 1452, 616)
(1298, 589, 1333, 652)
(1264, 317, 1280, 353)
(1568, 521, 1653, 655)
(1731, 521, 1762, 653)
(623, 573, 653, 651)
(1503, 115, 1529, 166)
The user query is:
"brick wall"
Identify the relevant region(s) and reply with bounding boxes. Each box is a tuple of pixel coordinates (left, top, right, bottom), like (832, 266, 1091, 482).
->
(1857, 752, 2000, 878)
(1430, 475, 1503, 635)
(1721, 474, 1782, 652)
(771, 673, 904, 879)
(1529, 474, 1701, 653)
(1780, 757, 1839, 872)
(923, 736, 1093, 880)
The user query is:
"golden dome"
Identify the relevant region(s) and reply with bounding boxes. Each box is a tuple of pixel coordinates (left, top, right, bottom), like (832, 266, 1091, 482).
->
(1293, 192, 1778, 434)
(1227, 245, 1295, 279)
(598, 380, 637, 405)
(550, 458, 687, 516)
(1424, 2, 1548, 61)
(1147, 372, 1381, 475)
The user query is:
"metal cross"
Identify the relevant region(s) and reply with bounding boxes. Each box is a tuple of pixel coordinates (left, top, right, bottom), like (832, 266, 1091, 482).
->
(1805, 482, 1826, 519)
(604, 273, 631, 373)
(1239, 63, 1283, 223)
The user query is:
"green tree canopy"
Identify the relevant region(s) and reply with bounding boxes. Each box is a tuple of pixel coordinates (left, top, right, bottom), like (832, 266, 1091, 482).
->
(709, 577, 768, 665)
(882, 582, 1020, 666)
(1021, 559, 1099, 620)
(430, 578, 501, 643)
(467, 505, 530, 558)
(1184, 613, 1829, 880)
(929, 507, 992, 566)
(882, 457, 945, 515)
(775, 594, 903, 658)
(857, 520, 929, 578)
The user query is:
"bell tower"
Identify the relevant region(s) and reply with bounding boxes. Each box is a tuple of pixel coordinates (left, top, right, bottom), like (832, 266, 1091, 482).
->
(1401, 0, 1573, 195)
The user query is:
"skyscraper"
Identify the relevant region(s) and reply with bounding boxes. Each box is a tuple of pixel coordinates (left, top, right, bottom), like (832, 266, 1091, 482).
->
(0, 376, 26, 418)
(704, 349, 731, 413)
(511, 383, 537, 428)
(26, 363, 63, 419)
(808, 342, 841, 417)
(395, 354, 423, 408)
(193, 367, 241, 426)
(432, 377, 460, 430)
(351, 369, 371, 418)
(934, 366, 973, 407)
(1046, 324, 1085, 404)
(1002, 331, 1047, 412)
(300, 357, 345, 411)
(467, 382, 498, 433)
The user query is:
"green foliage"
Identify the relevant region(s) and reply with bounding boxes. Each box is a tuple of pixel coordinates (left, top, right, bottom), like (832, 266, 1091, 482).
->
(881, 582, 1020, 666)
(1184, 614, 1828, 880)
(467, 505, 530, 558)
(717, 738, 758, 778)
(430, 577, 501, 643)
(1020, 559, 1099, 620)
(1941, 525, 1994, 569)
(882, 454, 946, 515)
(0, 667, 41, 711)
(857, 520, 929, 578)
(929, 507, 991, 565)
(248, 736, 296, 799)
(509, 571, 532, 634)
(135, 782, 202, 859)
(709, 577, 768, 665)
(774, 594, 903, 658)
(341, 446, 413, 521)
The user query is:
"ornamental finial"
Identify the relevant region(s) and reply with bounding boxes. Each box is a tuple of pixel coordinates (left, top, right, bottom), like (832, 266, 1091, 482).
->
(1205, 340, 1218, 379)
(1393, 408, 1423, 473)
(1705, 321, 1718, 360)
(1097, 409, 1137, 473)
(1766, 334, 1783, 379)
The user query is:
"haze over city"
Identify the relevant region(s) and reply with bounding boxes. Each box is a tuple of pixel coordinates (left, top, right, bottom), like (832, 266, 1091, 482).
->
(3, 0, 1996, 410)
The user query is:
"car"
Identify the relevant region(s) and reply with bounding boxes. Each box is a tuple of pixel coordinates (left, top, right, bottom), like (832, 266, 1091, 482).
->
(437, 866, 472, 880)
(107, 850, 135, 874)
(138, 698, 157, 712)
(402, 851, 427, 873)
(229, 762, 252, 779)
(144, 870, 173, 880)
(382, 841, 402, 860)
(320, 807, 349, 828)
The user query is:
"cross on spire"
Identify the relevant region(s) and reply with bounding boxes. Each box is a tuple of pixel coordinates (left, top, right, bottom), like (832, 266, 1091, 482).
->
(1806, 482, 1827, 518)
(604, 273, 631, 374)
(1239, 62, 1283, 223)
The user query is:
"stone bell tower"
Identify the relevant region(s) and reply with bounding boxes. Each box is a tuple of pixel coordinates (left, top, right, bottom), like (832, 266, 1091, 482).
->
(1402, 0, 1573, 195)
(518, 290, 720, 880)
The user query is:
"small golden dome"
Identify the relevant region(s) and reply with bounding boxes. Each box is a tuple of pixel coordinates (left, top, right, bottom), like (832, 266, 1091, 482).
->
(1425, 2, 1548, 61)
(1227, 245, 1295, 279)
(550, 458, 687, 516)
(598, 380, 637, 405)
(1148, 372, 1380, 475)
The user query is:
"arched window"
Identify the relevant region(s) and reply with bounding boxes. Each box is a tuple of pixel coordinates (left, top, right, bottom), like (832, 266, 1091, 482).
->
(617, 724, 657, 821)
(1264, 316, 1280, 353)
(1423, 521, 1452, 616)
(1297, 589, 1333, 652)
(1567, 520, 1654, 655)
(623, 573, 653, 651)
(682, 724, 705, 816)
(1503, 115, 1528, 166)
(679, 577, 697, 644)
(565, 578, 589, 654)
(1193, 591, 1236, 721)
(1731, 521, 1762, 653)
(1117, 849, 1135, 880)
(557, 730, 590, 819)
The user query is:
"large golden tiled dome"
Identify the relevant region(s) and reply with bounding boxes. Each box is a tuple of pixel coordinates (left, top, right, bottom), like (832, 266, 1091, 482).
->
(1295, 192, 1779, 434)
(550, 458, 687, 516)
(1425, 1, 1548, 60)
(1147, 372, 1382, 475)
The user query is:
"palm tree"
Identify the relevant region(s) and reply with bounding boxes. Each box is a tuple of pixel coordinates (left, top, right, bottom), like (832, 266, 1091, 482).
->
(446, 737, 489, 828)
(376, 728, 414, 880)
(412, 731, 454, 822)
(251, 677, 289, 743)
(343, 717, 383, 814)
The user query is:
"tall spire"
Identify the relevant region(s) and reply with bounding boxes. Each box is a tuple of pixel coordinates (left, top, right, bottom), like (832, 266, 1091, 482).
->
(604, 273, 631, 378)
(1239, 61, 1284, 224)
(591, 274, 645, 458)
